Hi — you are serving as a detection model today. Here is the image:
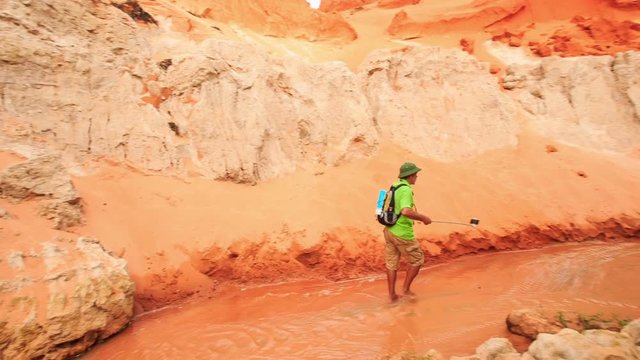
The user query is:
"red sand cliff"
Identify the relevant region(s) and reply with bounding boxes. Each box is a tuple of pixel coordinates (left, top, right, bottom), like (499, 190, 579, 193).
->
(137, 0, 640, 70)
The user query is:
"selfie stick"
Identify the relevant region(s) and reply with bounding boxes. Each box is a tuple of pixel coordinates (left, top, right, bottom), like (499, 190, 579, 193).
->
(431, 218, 480, 228)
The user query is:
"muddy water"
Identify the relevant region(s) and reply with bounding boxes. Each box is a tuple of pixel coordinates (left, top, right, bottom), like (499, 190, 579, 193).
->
(84, 242, 640, 359)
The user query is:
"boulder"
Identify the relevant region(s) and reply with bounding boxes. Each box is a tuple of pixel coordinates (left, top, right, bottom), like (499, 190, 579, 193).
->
(0, 154, 83, 229)
(475, 338, 518, 359)
(527, 328, 640, 360)
(622, 319, 640, 346)
(0, 237, 135, 359)
(583, 329, 640, 356)
(505, 52, 640, 153)
(389, 349, 445, 359)
(506, 308, 563, 339)
(451, 338, 520, 360)
(0, 154, 78, 203)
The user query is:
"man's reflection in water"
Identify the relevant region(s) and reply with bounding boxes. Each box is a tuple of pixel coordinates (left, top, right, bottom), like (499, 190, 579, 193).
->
(382, 299, 420, 358)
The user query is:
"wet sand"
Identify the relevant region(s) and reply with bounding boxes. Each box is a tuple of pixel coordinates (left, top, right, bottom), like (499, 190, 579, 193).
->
(83, 241, 640, 359)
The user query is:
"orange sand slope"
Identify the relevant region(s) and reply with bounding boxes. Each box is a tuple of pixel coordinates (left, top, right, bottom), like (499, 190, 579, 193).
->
(3, 130, 640, 311)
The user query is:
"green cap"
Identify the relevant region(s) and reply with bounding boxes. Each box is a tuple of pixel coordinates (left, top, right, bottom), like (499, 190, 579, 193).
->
(398, 162, 422, 178)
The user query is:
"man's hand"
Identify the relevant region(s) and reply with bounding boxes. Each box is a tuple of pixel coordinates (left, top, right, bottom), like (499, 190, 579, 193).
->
(400, 208, 432, 225)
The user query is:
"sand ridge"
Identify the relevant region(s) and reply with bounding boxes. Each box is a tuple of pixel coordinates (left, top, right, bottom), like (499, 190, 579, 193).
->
(4, 130, 635, 310)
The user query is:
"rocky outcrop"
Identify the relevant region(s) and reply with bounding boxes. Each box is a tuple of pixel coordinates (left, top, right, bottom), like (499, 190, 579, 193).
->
(0, 154, 83, 229)
(0, 0, 373, 184)
(358, 46, 519, 161)
(454, 338, 519, 360)
(0, 155, 78, 202)
(0, 0, 164, 167)
(159, 44, 377, 183)
(506, 309, 564, 339)
(506, 308, 635, 341)
(395, 317, 640, 359)
(391, 338, 520, 360)
(3, 0, 640, 183)
(528, 328, 640, 359)
(0, 237, 135, 359)
(504, 52, 640, 153)
(624, 319, 640, 345)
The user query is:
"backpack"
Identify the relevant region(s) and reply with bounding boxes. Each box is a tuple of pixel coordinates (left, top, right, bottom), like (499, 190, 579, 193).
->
(376, 183, 407, 226)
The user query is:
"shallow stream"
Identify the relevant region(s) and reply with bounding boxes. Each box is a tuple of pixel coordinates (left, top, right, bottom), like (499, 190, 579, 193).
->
(84, 241, 640, 359)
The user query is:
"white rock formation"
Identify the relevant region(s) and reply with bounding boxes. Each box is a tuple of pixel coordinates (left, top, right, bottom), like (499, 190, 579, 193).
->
(527, 328, 640, 359)
(358, 46, 520, 161)
(0, 237, 135, 359)
(0, 0, 377, 183)
(158, 42, 377, 182)
(0, 154, 78, 202)
(504, 52, 640, 153)
(3, 0, 640, 183)
(0, 154, 83, 229)
(622, 319, 640, 346)
(475, 338, 519, 359)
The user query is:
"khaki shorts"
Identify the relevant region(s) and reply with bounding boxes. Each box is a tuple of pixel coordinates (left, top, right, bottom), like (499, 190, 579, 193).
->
(383, 227, 424, 270)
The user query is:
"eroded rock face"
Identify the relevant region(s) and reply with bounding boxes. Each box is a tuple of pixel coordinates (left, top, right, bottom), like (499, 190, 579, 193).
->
(358, 46, 519, 161)
(159, 43, 378, 183)
(0, 154, 83, 229)
(504, 52, 640, 153)
(0, 0, 376, 184)
(0, 237, 135, 359)
(0, 0, 171, 170)
(623, 319, 640, 345)
(2, 0, 640, 185)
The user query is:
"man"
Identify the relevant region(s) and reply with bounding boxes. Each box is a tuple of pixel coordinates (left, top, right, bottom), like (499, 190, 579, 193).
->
(384, 162, 432, 302)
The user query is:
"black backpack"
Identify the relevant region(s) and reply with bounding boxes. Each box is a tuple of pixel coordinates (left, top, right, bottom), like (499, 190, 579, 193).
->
(377, 184, 407, 226)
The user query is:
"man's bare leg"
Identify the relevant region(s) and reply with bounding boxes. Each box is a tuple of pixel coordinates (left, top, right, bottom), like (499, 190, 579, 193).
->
(387, 269, 399, 302)
(402, 265, 421, 296)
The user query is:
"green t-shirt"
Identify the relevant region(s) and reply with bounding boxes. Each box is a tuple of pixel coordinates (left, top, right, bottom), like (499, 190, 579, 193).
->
(388, 179, 416, 241)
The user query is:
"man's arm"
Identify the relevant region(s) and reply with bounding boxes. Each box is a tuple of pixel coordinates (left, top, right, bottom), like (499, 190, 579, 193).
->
(400, 207, 432, 225)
